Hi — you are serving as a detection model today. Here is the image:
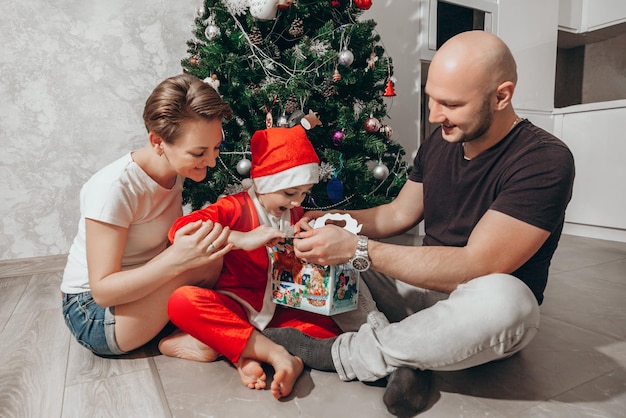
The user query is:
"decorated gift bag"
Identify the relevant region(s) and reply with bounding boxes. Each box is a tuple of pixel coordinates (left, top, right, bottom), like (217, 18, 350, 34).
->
(270, 214, 361, 315)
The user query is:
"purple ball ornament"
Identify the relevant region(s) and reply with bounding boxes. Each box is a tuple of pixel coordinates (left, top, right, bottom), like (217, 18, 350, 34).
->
(332, 130, 345, 146)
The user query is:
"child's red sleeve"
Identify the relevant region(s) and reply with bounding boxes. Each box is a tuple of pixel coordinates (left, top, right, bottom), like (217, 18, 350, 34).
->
(168, 208, 218, 243)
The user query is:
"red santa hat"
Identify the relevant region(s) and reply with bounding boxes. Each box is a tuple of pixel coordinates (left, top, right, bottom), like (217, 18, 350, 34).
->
(250, 125, 320, 194)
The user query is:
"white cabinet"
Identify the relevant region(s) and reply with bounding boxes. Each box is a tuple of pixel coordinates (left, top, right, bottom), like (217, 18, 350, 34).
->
(559, 0, 626, 33)
(554, 100, 626, 240)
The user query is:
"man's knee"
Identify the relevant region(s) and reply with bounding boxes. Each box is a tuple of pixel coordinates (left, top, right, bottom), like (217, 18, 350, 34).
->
(461, 273, 540, 329)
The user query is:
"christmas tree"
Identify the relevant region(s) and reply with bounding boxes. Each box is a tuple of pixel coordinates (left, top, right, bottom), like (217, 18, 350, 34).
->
(182, 0, 409, 211)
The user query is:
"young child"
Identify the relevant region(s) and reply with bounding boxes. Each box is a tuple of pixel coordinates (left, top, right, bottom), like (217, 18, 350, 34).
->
(162, 126, 342, 399)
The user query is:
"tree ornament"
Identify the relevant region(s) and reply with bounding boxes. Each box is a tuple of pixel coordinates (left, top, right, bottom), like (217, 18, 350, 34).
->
(364, 115, 381, 133)
(366, 52, 378, 70)
(301, 110, 322, 130)
(287, 109, 305, 127)
(355, 0, 373, 10)
(284, 93, 299, 114)
(249, 0, 279, 20)
(236, 158, 252, 175)
(383, 78, 396, 97)
(332, 130, 345, 146)
(372, 162, 390, 180)
(327, 178, 344, 203)
(265, 112, 273, 128)
(333, 68, 342, 82)
(204, 15, 220, 40)
(276, 113, 288, 127)
(189, 56, 200, 66)
(289, 18, 305, 37)
(322, 79, 338, 98)
(249, 27, 264, 46)
(319, 162, 336, 181)
(277, 0, 293, 11)
(222, 0, 248, 15)
(338, 49, 354, 66)
(331, 0, 341, 6)
(380, 124, 393, 138)
(203, 74, 220, 92)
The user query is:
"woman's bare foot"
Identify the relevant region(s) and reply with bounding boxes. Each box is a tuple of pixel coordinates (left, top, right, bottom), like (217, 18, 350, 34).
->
(269, 351, 304, 399)
(158, 330, 219, 362)
(237, 358, 267, 390)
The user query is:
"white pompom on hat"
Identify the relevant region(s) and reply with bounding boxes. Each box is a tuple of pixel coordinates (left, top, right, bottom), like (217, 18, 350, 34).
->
(250, 125, 320, 194)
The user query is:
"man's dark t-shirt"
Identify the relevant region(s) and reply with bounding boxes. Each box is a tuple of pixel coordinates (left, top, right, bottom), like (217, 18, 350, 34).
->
(409, 120, 575, 304)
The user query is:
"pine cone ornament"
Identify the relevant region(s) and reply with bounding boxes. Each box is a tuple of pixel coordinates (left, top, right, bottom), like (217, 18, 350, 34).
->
(284, 93, 299, 114)
(322, 79, 337, 98)
(289, 18, 304, 37)
(249, 27, 263, 46)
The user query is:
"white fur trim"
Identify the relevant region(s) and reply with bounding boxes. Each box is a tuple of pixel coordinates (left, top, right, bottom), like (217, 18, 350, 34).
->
(253, 163, 319, 194)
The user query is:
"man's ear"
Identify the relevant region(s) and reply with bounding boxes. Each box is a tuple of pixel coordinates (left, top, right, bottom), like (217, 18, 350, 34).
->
(149, 132, 165, 156)
(495, 81, 515, 110)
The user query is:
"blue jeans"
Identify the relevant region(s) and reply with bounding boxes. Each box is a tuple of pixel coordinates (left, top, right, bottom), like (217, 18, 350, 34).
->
(331, 272, 540, 382)
(62, 291, 125, 356)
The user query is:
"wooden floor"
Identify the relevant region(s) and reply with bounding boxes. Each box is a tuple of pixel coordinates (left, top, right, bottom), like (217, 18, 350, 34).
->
(1, 234, 625, 418)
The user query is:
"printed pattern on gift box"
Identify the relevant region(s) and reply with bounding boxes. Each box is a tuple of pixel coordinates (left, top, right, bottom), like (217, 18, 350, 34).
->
(270, 239, 358, 316)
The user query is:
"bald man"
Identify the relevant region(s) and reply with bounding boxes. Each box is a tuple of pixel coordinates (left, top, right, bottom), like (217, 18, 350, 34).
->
(264, 31, 575, 416)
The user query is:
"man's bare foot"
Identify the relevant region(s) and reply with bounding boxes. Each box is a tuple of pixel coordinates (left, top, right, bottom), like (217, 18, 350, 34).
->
(237, 358, 266, 390)
(158, 330, 219, 362)
(269, 352, 304, 399)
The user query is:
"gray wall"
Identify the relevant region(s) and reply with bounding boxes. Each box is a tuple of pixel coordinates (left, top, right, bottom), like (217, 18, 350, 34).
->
(0, 0, 199, 259)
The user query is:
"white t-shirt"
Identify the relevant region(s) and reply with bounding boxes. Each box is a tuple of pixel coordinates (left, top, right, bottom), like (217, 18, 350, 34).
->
(61, 153, 183, 294)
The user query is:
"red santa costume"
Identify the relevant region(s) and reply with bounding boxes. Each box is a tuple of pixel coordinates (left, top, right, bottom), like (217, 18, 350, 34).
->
(166, 126, 341, 364)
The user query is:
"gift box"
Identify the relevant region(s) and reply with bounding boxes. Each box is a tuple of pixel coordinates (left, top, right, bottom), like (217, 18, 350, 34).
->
(270, 240, 359, 315)
(270, 213, 362, 316)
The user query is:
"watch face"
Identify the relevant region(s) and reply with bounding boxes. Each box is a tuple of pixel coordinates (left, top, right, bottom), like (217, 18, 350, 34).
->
(352, 256, 370, 272)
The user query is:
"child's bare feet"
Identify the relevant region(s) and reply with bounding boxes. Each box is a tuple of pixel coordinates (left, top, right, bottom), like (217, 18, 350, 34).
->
(158, 330, 219, 362)
(269, 351, 304, 399)
(237, 358, 267, 390)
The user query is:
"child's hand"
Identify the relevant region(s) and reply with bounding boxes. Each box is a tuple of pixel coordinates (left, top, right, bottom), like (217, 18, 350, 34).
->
(230, 226, 286, 251)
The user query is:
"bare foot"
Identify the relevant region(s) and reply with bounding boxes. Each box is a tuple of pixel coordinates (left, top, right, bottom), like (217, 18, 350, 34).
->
(269, 352, 304, 399)
(158, 330, 219, 362)
(237, 358, 267, 390)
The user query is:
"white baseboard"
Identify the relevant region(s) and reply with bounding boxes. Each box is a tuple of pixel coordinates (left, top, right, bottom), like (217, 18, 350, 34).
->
(563, 222, 626, 243)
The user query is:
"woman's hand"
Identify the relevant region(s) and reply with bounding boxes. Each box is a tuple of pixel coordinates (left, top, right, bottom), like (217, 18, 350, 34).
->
(169, 220, 232, 269)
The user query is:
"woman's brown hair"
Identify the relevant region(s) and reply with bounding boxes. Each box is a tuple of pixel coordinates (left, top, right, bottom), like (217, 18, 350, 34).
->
(143, 74, 233, 144)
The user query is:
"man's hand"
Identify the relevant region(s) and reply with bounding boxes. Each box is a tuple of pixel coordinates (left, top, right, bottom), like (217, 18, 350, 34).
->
(293, 225, 359, 266)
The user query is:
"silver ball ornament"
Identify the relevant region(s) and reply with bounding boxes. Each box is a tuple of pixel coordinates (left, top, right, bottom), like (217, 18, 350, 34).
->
(372, 163, 390, 180)
(236, 158, 252, 175)
(277, 114, 288, 127)
(205, 24, 220, 40)
(338, 50, 354, 66)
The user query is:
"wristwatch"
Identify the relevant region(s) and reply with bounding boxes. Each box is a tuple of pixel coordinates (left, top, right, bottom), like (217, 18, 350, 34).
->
(349, 235, 371, 272)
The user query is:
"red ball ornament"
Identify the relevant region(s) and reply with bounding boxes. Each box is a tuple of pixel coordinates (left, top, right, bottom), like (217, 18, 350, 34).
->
(331, 0, 340, 7)
(277, 0, 293, 10)
(355, 0, 372, 10)
(364, 115, 381, 133)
